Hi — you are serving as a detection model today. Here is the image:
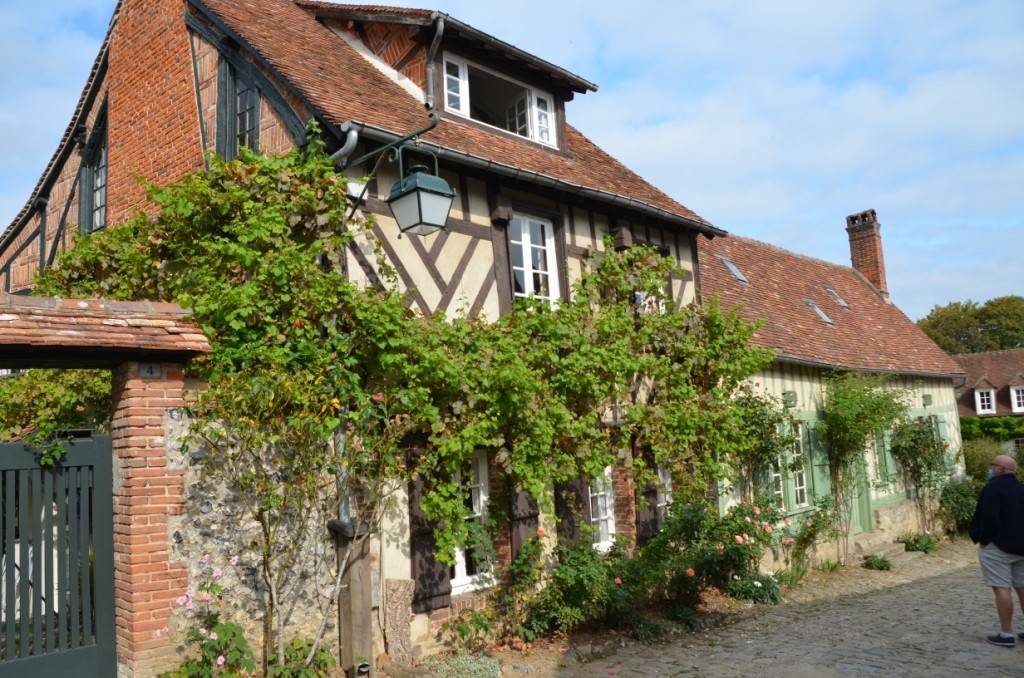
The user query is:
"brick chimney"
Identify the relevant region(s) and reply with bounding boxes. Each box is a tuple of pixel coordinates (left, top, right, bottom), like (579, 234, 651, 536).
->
(845, 209, 889, 301)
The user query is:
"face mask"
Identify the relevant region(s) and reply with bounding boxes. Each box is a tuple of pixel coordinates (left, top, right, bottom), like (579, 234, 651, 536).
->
(987, 468, 995, 480)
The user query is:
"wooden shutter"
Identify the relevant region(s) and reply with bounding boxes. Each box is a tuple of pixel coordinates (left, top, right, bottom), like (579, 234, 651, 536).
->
(554, 479, 590, 543)
(409, 476, 451, 613)
(635, 484, 660, 547)
(509, 486, 539, 558)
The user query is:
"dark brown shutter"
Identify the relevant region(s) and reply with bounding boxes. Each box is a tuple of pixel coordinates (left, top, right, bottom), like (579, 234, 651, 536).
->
(409, 476, 451, 613)
(554, 479, 590, 543)
(509, 486, 540, 558)
(636, 484, 660, 546)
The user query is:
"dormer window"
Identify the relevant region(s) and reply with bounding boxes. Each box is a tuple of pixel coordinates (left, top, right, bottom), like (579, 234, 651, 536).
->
(443, 55, 555, 147)
(1010, 385, 1024, 414)
(975, 388, 995, 414)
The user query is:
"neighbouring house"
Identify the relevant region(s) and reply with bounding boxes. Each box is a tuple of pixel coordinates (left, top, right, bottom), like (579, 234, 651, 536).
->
(0, 0, 727, 672)
(952, 348, 1024, 456)
(698, 209, 966, 558)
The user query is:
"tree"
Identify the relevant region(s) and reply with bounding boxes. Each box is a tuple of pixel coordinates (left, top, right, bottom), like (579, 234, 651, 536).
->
(816, 372, 908, 562)
(917, 296, 1024, 354)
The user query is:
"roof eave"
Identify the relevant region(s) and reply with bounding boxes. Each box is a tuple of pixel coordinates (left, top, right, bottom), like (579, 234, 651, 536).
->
(774, 353, 965, 381)
(348, 120, 724, 238)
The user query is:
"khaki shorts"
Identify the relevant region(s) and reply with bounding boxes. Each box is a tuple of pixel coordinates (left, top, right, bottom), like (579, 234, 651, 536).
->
(978, 543, 1024, 588)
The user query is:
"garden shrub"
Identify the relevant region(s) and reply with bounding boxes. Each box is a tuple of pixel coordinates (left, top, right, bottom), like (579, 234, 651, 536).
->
(937, 478, 977, 535)
(897, 532, 937, 554)
(727, 573, 780, 604)
(862, 554, 892, 571)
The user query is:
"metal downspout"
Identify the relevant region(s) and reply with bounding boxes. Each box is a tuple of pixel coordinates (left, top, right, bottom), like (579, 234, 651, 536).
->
(424, 14, 445, 110)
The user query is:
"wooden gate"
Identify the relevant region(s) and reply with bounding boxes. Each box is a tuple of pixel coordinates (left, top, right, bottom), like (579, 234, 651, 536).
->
(0, 435, 115, 677)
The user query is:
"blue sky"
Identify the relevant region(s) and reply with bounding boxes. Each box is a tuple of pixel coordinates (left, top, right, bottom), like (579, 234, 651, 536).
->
(1, 0, 1021, 320)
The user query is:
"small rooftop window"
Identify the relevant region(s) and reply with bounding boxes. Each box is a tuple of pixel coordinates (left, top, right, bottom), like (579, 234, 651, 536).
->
(823, 284, 849, 309)
(716, 255, 749, 284)
(802, 299, 833, 325)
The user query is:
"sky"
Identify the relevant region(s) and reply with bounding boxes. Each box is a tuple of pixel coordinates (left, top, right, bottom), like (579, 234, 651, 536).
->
(1, 1, 1021, 321)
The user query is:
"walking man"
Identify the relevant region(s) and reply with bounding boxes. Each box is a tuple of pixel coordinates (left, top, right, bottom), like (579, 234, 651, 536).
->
(969, 454, 1024, 648)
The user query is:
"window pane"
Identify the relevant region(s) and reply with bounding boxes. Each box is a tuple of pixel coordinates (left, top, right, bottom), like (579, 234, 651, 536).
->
(513, 269, 526, 295)
(531, 245, 547, 272)
(533, 272, 549, 297)
(529, 219, 544, 245)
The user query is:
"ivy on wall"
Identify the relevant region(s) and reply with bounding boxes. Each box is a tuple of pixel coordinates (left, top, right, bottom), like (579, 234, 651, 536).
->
(5, 135, 776, 669)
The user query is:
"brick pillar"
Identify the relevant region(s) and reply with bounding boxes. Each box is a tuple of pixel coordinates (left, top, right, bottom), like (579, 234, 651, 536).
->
(110, 361, 189, 676)
(612, 465, 638, 551)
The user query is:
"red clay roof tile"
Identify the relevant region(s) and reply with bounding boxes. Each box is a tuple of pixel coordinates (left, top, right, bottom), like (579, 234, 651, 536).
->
(699, 234, 963, 378)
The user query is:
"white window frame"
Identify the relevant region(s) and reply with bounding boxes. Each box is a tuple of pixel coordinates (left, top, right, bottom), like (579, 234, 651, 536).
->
(655, 463, 672, 523)
(442, 54, 557, 147)
(975, 388, 996, 415)
(589, 467, 616, 552)
(510, 213, 561, 304)
(1010, 385, 1024, 414)
(450, 450, 490, 595)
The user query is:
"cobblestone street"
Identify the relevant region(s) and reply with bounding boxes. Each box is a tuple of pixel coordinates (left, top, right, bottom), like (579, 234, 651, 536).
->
(505, 540, 1023, 677)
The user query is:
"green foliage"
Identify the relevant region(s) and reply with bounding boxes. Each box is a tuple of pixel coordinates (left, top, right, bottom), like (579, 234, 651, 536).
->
(817, 372, 908, 560)
(937, 477, 978, 535)
(629, 495, 785, 623)
(159, 556, 256, 678)
(960, 417, 1024, 444)
(960, 437, 1011, 482)
(890, 416, 952, 531)
(897, 532, 937, 554)
(916, 295, 1024, 353)
(266, 638, 336, 677)
(420, 652, 501, 678)
(485, 531, 545, 643)
(0, 369, 111, 464)
(727, 572, 780, 604)
(773, 563, 808, 587)
(783, 497, 841, 568)
(13, 138, 775, 666)
(526, 539, 620, 635)
(730, 387, 798, 501)
(819, 559, 842, 573)
(862, 554, 892, 571)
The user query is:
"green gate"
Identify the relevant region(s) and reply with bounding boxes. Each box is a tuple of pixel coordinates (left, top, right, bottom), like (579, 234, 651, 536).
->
(0, 435, 115, 677)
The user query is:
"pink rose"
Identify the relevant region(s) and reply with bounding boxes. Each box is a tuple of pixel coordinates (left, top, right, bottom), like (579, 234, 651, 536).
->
(734, 535, 744, 545)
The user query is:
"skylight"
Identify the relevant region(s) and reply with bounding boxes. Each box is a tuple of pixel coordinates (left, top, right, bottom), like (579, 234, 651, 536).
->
(803, 299, 833, 325)
(823, 284, 849, 309)
(716, 255, 749, 284)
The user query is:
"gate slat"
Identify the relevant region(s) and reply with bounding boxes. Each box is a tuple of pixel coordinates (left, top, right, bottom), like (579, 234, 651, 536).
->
(67, 468, 81, 651)
(16, 472, 29, 658)
(30, 468, 43, 655)
(2, 471, 14, 659)
(78, 472, 92, 646)
(55, 470, 69, 652)
(43, 469, 55, 654)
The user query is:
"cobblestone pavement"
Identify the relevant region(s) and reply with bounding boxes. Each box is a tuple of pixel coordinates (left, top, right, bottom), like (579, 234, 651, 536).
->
(510, 541, 1024, 677)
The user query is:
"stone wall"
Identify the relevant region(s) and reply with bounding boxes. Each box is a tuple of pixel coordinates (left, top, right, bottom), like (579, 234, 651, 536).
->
(161, 410, 342, 668)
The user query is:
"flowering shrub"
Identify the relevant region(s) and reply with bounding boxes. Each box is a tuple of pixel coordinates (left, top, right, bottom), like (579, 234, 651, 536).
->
(158, 555, 256, 678)
(727, 573, 780, 604)
(937, 478, 977, 535)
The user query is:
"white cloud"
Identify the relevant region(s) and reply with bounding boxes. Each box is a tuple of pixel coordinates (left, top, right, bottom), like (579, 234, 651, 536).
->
(1, 0, 1021, 322)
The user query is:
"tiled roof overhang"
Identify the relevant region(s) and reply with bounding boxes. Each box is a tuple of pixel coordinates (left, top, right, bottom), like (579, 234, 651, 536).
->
(0, 294, 211, 369)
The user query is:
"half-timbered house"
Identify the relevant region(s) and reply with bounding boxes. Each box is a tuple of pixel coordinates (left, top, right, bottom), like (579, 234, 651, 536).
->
(0, 0, 727, 661)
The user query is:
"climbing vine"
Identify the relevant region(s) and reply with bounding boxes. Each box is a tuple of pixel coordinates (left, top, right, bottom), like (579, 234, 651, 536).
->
(817, 372, 908, 562)
(7, 135, 775, 669)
